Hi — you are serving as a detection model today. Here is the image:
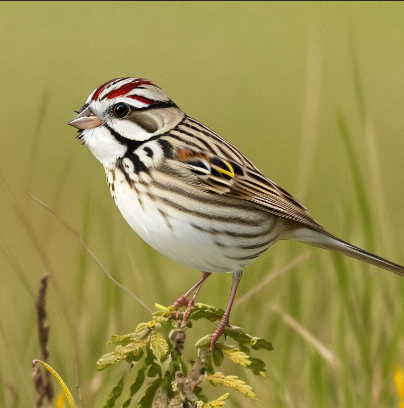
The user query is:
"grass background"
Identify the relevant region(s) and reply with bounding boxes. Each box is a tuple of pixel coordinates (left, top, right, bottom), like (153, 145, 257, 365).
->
(1, 1, 404, 407)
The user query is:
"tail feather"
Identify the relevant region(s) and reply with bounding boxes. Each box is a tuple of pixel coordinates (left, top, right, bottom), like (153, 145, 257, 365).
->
(291, 227, 404, 277)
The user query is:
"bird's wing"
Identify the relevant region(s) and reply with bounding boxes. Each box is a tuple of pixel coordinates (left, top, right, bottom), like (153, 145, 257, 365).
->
(175, 148, 326, 232)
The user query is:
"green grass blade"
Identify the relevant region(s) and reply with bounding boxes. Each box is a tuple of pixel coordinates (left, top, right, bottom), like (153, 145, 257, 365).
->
(336, 112, 374, 252)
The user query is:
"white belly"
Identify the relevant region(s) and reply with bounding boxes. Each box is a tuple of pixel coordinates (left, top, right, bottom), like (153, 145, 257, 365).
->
(112, 168, 281, 273)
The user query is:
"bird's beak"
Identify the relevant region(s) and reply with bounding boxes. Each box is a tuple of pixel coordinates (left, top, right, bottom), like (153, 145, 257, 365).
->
(68, 107, 103, 130)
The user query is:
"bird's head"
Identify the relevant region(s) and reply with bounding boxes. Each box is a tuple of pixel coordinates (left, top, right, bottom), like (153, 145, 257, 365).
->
(68, 77, 184, 168)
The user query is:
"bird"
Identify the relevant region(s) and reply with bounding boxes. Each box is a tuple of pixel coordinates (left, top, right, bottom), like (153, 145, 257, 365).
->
(69, 77, 404, 350)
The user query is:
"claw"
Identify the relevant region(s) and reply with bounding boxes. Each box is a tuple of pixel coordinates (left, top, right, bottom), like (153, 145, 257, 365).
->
(173, 295, 191, 309)
(180, 299, 196, 329)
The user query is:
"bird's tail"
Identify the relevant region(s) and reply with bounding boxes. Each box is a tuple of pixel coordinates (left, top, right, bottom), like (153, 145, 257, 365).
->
(290, 227, 404, 277)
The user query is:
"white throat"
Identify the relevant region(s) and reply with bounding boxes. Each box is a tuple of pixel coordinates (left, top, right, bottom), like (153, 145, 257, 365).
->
(82, 126, 127, 169)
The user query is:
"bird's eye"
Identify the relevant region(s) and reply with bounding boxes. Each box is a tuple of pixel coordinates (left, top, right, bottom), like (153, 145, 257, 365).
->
(112, 103, 129, 118)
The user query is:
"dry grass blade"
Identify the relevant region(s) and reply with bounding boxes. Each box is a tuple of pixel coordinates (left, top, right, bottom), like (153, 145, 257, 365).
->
(0, 324, 35, 405)
(365, 119, 395, 259)
(0, 175, 53, 273)
(0, 174, 76, 334)
(0, 240, 36, 300)
(25, 91, 49, 189)
(271, 303, 339, 368)
(26, 191, 152, 313)
(235, 251, 311, 307)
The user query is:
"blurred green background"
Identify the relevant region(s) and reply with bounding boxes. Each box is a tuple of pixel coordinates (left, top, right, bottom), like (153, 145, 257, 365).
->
(1, 1, 404, 407)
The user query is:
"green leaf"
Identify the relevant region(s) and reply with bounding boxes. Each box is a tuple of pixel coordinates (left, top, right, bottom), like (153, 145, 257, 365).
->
(203, 352, 215, 376)
(126, 348, 144, 364)
(250, 338, 273, 351)
(97, 350, 127, 371)
(189, 304, 224, 322)
(133, 321, 157, 340)
(108, 319, 160, 345)
(212, 348, 224, 367)
(154, 303, 170, 311)
(223, 326, 273, 351)
(109, 333, 136, 346)
(121, 366, 147, 408)
(193, 385, 208, 403)
(150, 332, 170, 361)
(161, 371, 174, 400)
(195, 334, 213, 349)
(247, 357, 266, 377)
(144, 346, 156, 367)
(147, 362, 162, 378)
(138, 378, 163, 408)
(152, 307, 175, 319)
(97, 340, 148, 371)
(102, 375, 124, 408)
(130, 366, 147, 394)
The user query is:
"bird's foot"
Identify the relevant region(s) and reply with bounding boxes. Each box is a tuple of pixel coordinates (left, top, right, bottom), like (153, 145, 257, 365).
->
(210, 313, 230, 351)
(173, 295, 191, 309)
(180, 298, 196, 329)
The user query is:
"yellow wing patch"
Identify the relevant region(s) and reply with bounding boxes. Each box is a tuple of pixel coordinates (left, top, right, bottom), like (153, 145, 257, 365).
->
(177, 149, 237, 181)
(213, 159, 235, 179)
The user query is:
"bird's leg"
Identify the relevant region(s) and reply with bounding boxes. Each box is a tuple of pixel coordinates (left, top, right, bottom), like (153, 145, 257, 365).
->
(180, 272, 213, 329)
(210, 269, 242, 351)
(173, 272, 212, 309)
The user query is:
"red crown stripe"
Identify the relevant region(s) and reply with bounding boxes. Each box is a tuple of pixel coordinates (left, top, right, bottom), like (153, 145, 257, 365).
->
(126, 95, 153, 104)
(92, 81, 113, 101)
(92, 77, 128, 101)
(106, 79, 154, 100)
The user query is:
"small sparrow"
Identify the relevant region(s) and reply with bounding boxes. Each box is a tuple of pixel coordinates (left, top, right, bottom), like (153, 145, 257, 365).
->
(69, 77, 404, 350)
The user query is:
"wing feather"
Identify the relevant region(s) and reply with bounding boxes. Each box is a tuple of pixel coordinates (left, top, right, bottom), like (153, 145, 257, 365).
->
(174, 145, 325, 232)
(168, 116, 326, 232)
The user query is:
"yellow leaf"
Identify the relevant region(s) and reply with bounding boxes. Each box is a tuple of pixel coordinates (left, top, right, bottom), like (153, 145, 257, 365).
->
(217, 345, 251, 367)
(203, 393, 229, 407)
(395, 367, 404, 399)
(205, 372, 257, 401)
(33, 360, 76, 408)
(155, 303, 170, 311)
